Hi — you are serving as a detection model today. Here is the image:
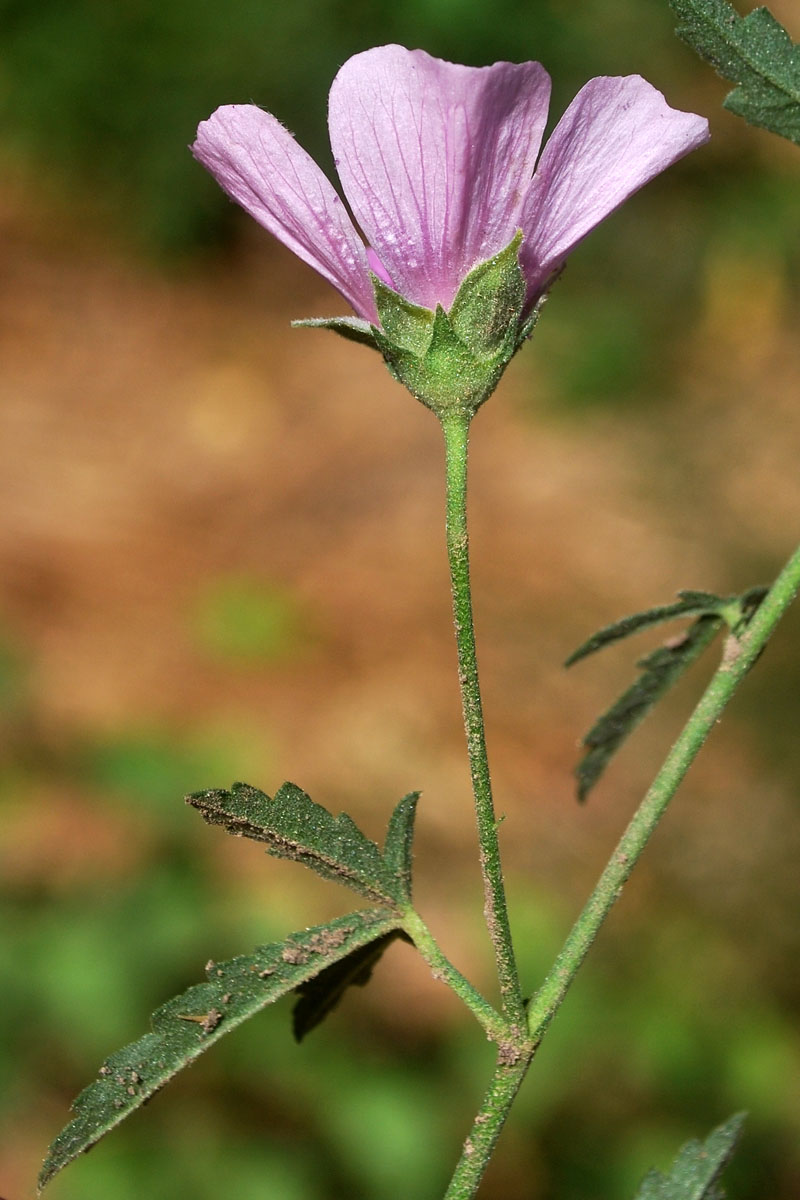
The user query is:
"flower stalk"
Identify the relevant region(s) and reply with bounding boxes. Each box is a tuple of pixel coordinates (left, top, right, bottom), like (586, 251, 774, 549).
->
(442, 412, 525, 1024)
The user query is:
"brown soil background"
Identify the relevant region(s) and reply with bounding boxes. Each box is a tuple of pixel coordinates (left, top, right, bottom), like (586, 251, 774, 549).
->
(1, 165, 799, 1196)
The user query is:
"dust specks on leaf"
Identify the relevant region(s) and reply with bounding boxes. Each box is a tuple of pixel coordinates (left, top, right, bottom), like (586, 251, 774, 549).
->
(177, 1008, 224, 1034)
(38, 909, 402, 1191)
(281, 945, 309, 965)
(307, 927, 351, 954)
(201, 1008, 223, 1034)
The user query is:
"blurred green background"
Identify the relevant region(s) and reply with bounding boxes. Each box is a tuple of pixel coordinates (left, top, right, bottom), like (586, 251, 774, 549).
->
(1, 1, 799, 1198)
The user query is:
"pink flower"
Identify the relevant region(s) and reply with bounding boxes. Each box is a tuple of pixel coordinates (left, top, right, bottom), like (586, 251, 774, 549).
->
(192, 45, 709, 329)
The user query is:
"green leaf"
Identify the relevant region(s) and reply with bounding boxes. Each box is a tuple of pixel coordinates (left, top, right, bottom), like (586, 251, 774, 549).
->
(291, 315, 380, 348)
(372, 277, 436, 356)
(186, 781, 405, 906)
(382, 792, 420, 903)
(448, 231, 525, 357)
(566, 585, 769, 799)
(574, 614, 723, 801)
(670, 0, 800, 144)
(292, 928, 409, 1041)
(565, 591, 724, 666)
(722, 583, 770, 632)
(38, 908, 401, 1192)
(634, 1111, 746, 1199)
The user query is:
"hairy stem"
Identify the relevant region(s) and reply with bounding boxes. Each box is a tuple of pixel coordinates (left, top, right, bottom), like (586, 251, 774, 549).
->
(527, 540, 800, 1041)
(441, 412, 525, 1023)
(443, 1052, 533, 1199)
(443, 543, 800, 1197)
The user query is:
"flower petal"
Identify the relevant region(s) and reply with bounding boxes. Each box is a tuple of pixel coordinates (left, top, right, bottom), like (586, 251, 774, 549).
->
(329, 45, 551, 311)
(366, 246, 396, 290)
(520, 76, 710, 302)
(193, 105, 377, 322)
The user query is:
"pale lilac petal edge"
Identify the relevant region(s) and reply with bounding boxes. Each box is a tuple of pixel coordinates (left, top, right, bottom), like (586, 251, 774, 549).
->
(520, 75, 710, 302)
(192, 105, 377, 322)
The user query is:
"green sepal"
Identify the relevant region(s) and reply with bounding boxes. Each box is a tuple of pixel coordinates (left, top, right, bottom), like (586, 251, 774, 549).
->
(448, 231, 525, 357)
(187, 781, 403, 906)
(38, 908, 402, 1193)
(514, 289, 549, 353)
(633, 1111, 746, 1199)
(374, 304, 517, 418)
(670, 0, 800, 145)
(372, 276, 436, 356)
(292, 928, 409, 1041)
(291, 315, 380, 349)
(567, 585, 768, 801)
(372, 231, 529, 418)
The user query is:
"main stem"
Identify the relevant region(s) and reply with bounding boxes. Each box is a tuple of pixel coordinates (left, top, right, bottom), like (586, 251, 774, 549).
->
(441, 412, 525, 1024)
(444, 540, 800, 1198)
(443, 1052, 531, 1199)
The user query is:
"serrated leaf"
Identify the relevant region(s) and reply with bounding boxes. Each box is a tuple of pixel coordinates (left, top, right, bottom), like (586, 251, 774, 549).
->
(670, 0, 800, 144)
(565, 591, 724, 666)
(634, 1111, 746, 1199)
(382, 791, 420, 902)
(575, 614, 723, 800)
(187, 781, 403, 906)
(38, 908, 399, 1192)
(292, 928, 408, 1041)
(566, 585, 769, 799)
